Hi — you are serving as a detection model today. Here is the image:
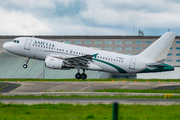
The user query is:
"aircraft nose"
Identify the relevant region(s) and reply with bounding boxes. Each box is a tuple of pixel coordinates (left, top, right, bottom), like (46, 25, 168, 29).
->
(3, 42, 10, 51)
(3, 43, 8, 50)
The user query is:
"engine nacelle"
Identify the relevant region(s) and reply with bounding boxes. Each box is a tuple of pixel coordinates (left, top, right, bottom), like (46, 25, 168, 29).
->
(45, 56, 72, 69)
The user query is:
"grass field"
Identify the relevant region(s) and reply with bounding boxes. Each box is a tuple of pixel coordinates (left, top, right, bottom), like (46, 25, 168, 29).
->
(0, 103, 180, 120)
(94, 88, 180, 93)
(0, 94, 179, 99)
(1, 78, 180, 82)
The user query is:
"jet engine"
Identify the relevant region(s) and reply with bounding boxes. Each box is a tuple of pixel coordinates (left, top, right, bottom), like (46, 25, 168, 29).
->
(45, 56, 73, 70)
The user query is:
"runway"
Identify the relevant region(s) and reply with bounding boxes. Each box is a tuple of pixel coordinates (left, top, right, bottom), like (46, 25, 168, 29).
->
(0, 98, 180, 105)
(1, 82, 180, 105)
(1, 81, 180, 93)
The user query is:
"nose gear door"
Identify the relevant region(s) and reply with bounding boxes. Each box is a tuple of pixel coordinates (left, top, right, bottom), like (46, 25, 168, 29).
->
(24, 39, 32, 50)
(129, 58, 136, 70)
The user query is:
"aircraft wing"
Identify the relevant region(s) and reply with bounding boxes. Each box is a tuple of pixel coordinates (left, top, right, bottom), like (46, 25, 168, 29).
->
(51, 53, 98, 66)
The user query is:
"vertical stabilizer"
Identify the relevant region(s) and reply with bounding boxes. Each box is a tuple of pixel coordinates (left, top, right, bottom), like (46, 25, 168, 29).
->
(138, 32, 177, 62)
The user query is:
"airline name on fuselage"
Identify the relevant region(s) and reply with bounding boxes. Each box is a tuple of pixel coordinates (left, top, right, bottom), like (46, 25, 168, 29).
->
(34, 40, 55, 47)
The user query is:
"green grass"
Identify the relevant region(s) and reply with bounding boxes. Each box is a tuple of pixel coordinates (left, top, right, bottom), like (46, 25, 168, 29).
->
(0, 103, 180, 120)
(0, 78, 180, 82)
(0, 94, 179, 99)
(94, 88, 180, 93)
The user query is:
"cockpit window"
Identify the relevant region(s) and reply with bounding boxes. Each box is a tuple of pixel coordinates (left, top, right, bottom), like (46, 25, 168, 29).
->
(12, 40, 19, 43)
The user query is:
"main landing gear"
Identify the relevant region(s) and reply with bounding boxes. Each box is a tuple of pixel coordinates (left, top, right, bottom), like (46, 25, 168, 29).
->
(75, 69, 87, 80)
(23, 57, 30, 69)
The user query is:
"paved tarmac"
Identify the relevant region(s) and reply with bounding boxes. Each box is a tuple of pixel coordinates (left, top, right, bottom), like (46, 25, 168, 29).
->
(0, 98, 180, 105)
(0, 82, 21, 93)
(1, 81, 180, 105)
(7, 81, 180, 93)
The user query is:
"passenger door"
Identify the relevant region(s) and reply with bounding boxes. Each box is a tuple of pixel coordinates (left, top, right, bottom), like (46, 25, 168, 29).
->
(24, 39, 32, 50)
(129, 58, 136, 70)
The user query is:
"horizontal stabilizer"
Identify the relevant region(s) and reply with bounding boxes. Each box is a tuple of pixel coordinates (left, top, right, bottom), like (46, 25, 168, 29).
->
(146, 63, 166, 68)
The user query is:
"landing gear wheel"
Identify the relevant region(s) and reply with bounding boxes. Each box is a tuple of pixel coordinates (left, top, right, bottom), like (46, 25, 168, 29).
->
(23, 64, 28, 69)
(81, 73, 87, 80)
(75, 73, 81, 79)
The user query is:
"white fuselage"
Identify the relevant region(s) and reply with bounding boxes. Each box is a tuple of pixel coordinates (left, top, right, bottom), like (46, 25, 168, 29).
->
(3, 37, 148, 74)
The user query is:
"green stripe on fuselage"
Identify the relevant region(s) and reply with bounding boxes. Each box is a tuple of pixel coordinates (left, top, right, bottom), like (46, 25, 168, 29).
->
(93, 58, 127, 73)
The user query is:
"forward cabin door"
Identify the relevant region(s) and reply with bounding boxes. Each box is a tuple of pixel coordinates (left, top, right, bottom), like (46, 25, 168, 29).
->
(24, 39, 32, 50)
(129, 58, 136, 70)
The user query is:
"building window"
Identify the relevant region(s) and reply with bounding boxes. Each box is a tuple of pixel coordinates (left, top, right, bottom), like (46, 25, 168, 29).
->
(105, 47, 111, 50)
(125, 41, 132, 44)
(115, 47, 121, 50)
(167, 53, 173, 56)
(85, 41, 91, 44)
(74, 41, 81, 44)
(96, 47, 101, 49)
(170, 47, 172, 50)
(115, 41, 121, 44)
(105, 41, 111, 44)
(166, 60, 172, 62)
(176, 47, 180, 50)
(176, 60, 180, 62)
(95, 41, 101, 44)
(146, 41, 152, 44)
(125, 47, 132, 50)
(135, 41, 142, 44)
(176, 41, 180, 44)
(125, 53, 132, 55)
(135, 53, 139, 55)
(135, 47, 142, 50)
(64, 41, 71, 44)
(176, 53, 180, 56)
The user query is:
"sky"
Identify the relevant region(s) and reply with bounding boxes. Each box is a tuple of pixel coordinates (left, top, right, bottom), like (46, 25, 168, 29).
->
(0, 0, 180, 36)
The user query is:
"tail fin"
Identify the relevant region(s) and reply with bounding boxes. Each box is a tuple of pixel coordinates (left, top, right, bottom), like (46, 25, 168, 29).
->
(138, 32, 177, 62)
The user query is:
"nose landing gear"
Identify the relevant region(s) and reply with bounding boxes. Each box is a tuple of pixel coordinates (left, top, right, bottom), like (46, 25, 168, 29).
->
(23, 57, 30, 69)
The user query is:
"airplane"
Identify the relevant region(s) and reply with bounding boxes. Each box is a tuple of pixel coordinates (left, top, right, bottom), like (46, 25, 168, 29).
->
(3, 32, 177, 79)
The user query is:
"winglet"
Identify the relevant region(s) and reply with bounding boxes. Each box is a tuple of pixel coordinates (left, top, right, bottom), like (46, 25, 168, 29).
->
(93, 53, 99, 58)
